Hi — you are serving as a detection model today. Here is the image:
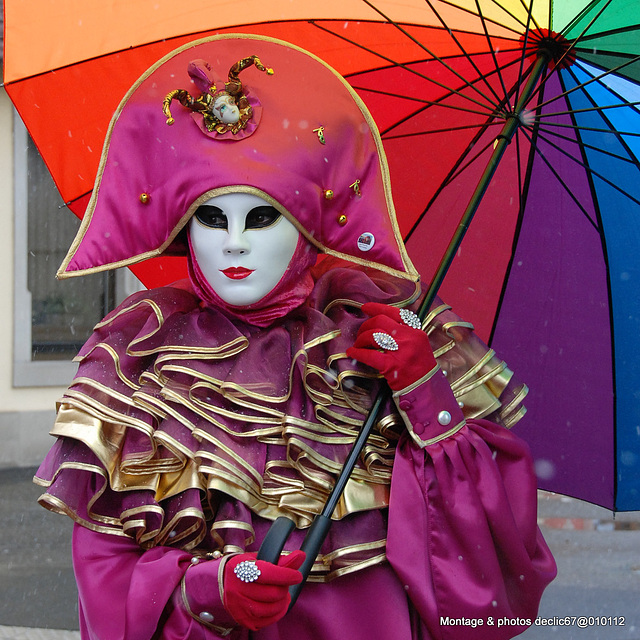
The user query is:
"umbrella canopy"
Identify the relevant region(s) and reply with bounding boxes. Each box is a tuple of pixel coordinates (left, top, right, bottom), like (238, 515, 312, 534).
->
(4, 0, 640, 510)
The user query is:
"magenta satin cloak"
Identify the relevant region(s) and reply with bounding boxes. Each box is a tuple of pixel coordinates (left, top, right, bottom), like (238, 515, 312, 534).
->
(72, 412, 554, 639)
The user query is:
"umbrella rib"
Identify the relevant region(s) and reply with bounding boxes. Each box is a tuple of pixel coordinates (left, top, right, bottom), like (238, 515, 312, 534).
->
(347, 46, 526, 83)
(308, 21, 497, 113)
(514, 116, 526, 215)
(382, 121, 503, 140)
(437, 0, 529, 34)
(529, 120, 640, 137)
(556, 67, 621, 510)
(60, 190, 93, 209)
(534, 125, 638, 170)
(558, 0, 615, 40)
(522, 124, 640, 207)
(533, 54, 640, 111)
(488, 91, 542, 345)
(361, 0, 502, 108)
(560, 0, 604, 35)
(551, 0, 615, 74)
(568, 23, 640, 42)
(379, 99, 504, 138)
(379, 103, 430, 138)
(482, 0, 543, 32)
(408, 0, 504, 106)
(519, 129, 600, 230)
(565, 62, 640, 178)
(343, 44, 523, 79)
(532, 125, 638, 164)
(404, 109, 512, 243)
(511, 1, 539, 112)
(472, 0, 511, 103)
(440, 137, 507, 187)
(535, 100, 640, 119)
(362, 85, 489, 138)
(514, 0, 544, 31)
(372, 53, 530, 137)
(403, 115, 499, 243)
(352, 85, 496, 117)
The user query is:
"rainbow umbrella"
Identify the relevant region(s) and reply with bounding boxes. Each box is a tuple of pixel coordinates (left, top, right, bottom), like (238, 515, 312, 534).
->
(3, 0, 640, 510)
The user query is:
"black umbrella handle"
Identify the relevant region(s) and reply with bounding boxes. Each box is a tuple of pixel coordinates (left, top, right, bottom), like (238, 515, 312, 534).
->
(257, 514, 332, 609)
(255, 301, 442, 610)
(256, 516, 296, 564)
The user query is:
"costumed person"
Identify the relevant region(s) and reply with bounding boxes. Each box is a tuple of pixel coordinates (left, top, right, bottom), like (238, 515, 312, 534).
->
(34, 35, 556, 640)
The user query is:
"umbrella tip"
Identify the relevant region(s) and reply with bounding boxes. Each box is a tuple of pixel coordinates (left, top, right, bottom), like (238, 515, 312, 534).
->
(520, 29, 576, 70)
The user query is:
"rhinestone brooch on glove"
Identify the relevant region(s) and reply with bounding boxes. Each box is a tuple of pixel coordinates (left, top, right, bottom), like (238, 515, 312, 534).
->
(234, 560, 262, 583)
(373, 332, 399, 351)
(399, 308, 422, 330)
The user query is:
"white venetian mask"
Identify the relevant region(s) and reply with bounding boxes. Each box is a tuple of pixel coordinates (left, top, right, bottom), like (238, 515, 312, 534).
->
(188, 192, 300, 306)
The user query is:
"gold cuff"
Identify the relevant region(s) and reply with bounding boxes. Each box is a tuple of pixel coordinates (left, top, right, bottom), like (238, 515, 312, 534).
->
(391, 364, 440, 398)
(180, 556, 236, 636)
(410, 419, 466, 449)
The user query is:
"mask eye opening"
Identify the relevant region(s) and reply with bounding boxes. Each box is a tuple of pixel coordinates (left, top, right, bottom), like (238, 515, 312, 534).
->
(195, 205, 227, 229)
(244, 206, 281, 230)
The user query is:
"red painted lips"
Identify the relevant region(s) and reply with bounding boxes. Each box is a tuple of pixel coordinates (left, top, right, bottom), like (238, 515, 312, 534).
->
(221, 267, 254, 280)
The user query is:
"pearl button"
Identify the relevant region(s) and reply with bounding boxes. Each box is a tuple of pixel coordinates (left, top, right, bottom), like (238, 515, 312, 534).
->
(199, 611, 214, 623)
(458, 401, 465, 408)
(190, 557, 200, 565)
(438, 411, 452, 426)
(168, 530, 177, 538)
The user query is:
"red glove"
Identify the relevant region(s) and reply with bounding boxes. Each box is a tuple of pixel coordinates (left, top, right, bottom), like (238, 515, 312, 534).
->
(223, 551, 305, 631)
(346, 302, 437, 391)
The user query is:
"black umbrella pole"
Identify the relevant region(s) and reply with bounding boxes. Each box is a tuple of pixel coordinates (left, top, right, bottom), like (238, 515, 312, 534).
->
(256, 388, 391, 607)
(258, 51, 550, 610)
(419, 53, 549, 316)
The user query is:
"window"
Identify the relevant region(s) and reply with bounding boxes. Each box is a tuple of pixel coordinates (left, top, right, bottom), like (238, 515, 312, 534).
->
(13, 115, 140, 386)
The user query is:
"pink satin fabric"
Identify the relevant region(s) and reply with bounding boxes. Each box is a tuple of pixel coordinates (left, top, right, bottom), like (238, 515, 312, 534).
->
(63, 37, 418, 283)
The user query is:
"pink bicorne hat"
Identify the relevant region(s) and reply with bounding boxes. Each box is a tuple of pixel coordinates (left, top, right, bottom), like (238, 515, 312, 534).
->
(57, 34, 420, 286)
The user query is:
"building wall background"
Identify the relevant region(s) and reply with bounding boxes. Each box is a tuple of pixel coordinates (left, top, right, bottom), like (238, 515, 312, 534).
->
(0, 88, 73, 468)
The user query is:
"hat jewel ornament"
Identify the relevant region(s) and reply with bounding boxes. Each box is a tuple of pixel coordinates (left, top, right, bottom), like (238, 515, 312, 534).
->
(163, 55, 273, 139)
